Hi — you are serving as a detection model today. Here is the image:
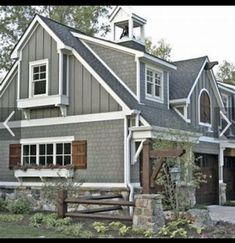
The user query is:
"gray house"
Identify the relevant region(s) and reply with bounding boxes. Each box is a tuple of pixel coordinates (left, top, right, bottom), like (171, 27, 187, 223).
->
(0, 6, 234, 207)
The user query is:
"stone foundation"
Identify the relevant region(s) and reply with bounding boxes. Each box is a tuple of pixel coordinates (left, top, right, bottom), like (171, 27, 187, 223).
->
(219, 182, 226, 205)
(133, 194, 165, 232)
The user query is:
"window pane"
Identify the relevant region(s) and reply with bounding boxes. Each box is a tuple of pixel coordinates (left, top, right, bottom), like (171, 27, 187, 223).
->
(155, 73, 161, 85)
(23, 145, 29, 155)
(64, 143, 71, 154)
(56, 144, 63, 154)
(155, 85, 160, 97)
(47, 156, 53, 165)
(40, 73, 46, 79)
(33, 66, 39, 73)
(23, 156, 29, 165)
(64, 156, 71, 165)
(39, 144, 45, 155)
(47, 144, 53, 155)
(31, 145, 36, 155)
(56, 156, 63, 165)
(147, 83, 152, 95)
(34, 81, 46, 95)
(33, 74, 39, 80)
(30, 156, 36, 164)
(39, 156, 46, 165)
(40, 65, 46, 72)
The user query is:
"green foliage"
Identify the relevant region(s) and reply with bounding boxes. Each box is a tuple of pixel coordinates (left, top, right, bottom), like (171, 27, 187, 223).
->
(0, 5, 111, 72)
(0, 199, 8, 212)
(56, 223, 84, 237)
(92, 221, 108, 234)
(7, 197, 32, 214)
(217, 60, 235, 85)
(118, 225, 131, 236)
(145, 38, 172, 61)
(132, 227, 154, 238)
(29, 213, 44, 227)
(108, 221, 124, 230)
(0, 213, 23, 222)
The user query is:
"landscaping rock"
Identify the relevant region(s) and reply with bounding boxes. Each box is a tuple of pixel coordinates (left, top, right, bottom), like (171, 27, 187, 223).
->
(187, 209, 214, 229)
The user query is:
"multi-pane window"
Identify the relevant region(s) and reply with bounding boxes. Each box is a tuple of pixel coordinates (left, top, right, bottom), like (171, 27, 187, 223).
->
(30, 60, 48, 96)
(199, 90, 211, 124)
(146, 68, 162, 99)
(22, 143, 71, 166)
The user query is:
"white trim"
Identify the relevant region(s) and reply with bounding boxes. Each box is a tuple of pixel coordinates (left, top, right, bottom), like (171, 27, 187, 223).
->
(17, 62, 20, 100)
(58, 49, 63, 95)
(187, 58, 208, 103)
(173, 106, 191, 123)
(17, 95, 68, 109)
(20, 136, 74, 144)
(135, 56, 140, 102)
(167, 72, 169, 109)
(71, 49, 131, 113)
(0, 71, 17, 99)
(11, 15, 66, 59)
(219, 110, 232, 137)
(145, 64, 164, 103)
(0, 111, 125, 129)
(140, 115, 150, 126)
(0, 61, 18, 93)
(221, 93, 229, 112)
(218, 83, 235, 94)
(66, 55, 69, 96)
(169, 98, 188, 105)
(29, 59, 49, 98)
(199, 136, 220, 143)
(71, 31, 143, 56)
(80, 39, 138, 101)
(198, 88, 212, 127)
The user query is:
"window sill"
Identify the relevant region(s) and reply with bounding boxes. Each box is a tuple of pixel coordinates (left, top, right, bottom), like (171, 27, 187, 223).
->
(17, 95, 69, 109)
(14, 167, 74, 181)
(145, 95, 164, 104)
(199, 122, 212, 128)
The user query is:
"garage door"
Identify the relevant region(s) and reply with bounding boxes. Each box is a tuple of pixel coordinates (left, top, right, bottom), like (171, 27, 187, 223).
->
(195, 154, 219, 205)
(224, 157, 235, 201)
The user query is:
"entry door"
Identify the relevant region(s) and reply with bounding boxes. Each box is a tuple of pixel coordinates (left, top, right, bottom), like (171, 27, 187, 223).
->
(224, 157, 235, 201)
(195, 154, 219, 205)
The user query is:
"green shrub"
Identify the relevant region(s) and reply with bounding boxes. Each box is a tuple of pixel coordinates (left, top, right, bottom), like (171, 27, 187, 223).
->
(7, 197, 32, 214)
(119, 225, 130, 236)
(109, 221, 124, 230)
(42, 213, 58, 228)
(0, 199, 7, 212)
(92, 221, 108, 234)
(0, 213, 23, 222)
(56, 223, 84, 237)
(29, 213, 45, 227)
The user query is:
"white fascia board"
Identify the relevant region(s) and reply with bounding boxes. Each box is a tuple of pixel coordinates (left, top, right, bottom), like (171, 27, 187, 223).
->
(0, 61, 18, 94)
(11, 15, 66, 59)
(218, 84, 235, 95)
(20, 136, 74, 144)
(71, 49, 131, 114)
(186, 58, 208, 103)
(80, 39, 138, 101)
(220, 141, 235, 149)
(71, 31, 143, 56)
(0, 111, 125, 129)
(169, 98, 188, 105)
(199, 136, 220, 143)
(142, 53, 177, 70)
(108, 6, 120, 22)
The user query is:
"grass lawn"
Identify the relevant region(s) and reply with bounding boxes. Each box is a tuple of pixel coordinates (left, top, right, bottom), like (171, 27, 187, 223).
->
(0, 222, 69, 238)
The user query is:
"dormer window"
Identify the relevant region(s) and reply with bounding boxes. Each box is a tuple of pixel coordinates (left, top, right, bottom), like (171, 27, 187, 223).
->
(29, 59, 48, 97)
(199, 89, 211, 126)
(145, 66, 163, 102)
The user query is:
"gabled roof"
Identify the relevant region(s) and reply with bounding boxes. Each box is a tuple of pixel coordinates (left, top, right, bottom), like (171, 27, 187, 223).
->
(169, 56, 207, 100)
(217, 81, 235, 94)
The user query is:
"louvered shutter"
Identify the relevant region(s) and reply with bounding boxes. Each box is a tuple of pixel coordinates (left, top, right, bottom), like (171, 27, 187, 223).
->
(72, 140, 87, 169)
(9, 144, 21, 169)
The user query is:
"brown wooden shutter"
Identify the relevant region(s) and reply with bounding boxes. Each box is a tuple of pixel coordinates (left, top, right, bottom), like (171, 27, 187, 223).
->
(9, 144, 21, 169)
(72, 140, 87, 169)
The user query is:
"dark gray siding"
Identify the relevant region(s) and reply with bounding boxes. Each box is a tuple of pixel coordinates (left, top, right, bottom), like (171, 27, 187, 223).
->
(85, 41, 137, 95)
(140, 62, 169, 109)
(67, 55, 121, 116)
(20, 24, 59, 99)
(193, 141, 220, 155)
(188, 70, 220, 137)
(0, 120, 124, 182)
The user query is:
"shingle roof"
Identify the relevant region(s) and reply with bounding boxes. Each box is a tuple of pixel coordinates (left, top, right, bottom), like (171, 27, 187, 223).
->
(38, 15, 194, 132)
(169, 56, 207, 100)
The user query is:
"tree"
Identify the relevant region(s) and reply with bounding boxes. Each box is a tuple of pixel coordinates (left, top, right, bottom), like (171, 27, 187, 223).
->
(217, 60, 235, 85)
(145, 38, 172, 61)
(0, 5, 111, 73)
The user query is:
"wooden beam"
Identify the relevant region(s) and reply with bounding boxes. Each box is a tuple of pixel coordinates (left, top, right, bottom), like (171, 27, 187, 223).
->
(149, 149, 185, 159)
(57, 190, 67, 218)
(142, 139, 151, 194)
(65, 199, 135, 206)
(150, 158, 165, 188)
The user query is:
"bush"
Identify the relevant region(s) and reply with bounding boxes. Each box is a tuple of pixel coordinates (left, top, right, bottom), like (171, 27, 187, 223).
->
(0, 214, 23, 222)
(7, 197, 32, 214)
(29, 213, 45, 227)
(56, 223, 84, 237)
(0, 199, 7, 212)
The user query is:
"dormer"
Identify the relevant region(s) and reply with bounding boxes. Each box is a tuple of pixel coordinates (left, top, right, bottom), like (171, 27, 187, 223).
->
(109, 6, 146, 51)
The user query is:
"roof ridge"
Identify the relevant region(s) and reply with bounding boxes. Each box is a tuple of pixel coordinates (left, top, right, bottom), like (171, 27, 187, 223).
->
(173, 56, 208, 64)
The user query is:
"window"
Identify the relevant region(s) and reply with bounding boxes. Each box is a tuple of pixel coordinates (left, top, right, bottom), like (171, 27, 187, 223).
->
(199, 90, 211, 125)
(30, 59, 48, 97)
(22, 142, 71, 166)
(146, 67, 163, 101)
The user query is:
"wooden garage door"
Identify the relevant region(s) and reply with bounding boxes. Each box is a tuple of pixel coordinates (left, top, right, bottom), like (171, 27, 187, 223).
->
(224, 157, 235, 201)
(195, 154, 219, 205)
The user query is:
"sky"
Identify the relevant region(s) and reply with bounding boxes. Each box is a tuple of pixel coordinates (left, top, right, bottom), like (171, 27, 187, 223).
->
(111, 5, 235, 74)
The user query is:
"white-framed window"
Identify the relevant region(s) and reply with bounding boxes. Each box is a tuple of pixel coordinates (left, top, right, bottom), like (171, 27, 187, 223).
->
(22, 142, 72, 167)
(145, 66, 163, 102)
(29, 59, 48, 97)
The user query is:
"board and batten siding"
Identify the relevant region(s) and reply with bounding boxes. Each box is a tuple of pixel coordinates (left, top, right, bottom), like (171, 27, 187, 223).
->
(188, 70, 220, 137)
(67, 55, 121, 116)
(19, 24, 59, 99)
(85, 41, 137, 95)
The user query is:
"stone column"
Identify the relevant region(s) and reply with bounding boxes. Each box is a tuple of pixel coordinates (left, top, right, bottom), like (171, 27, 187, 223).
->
(219, 183, 226, 205)
(133, 194, 165, 232)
